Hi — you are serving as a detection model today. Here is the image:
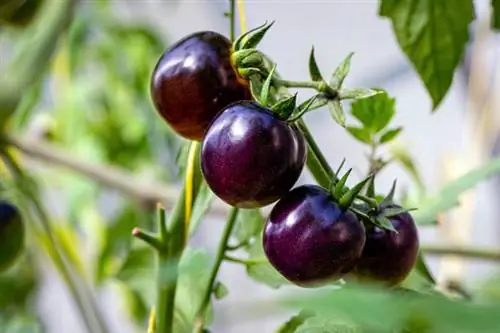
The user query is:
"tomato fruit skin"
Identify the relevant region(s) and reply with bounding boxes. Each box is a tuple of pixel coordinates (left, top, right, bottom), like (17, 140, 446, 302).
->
(263, 185, 366, 286)
(353, 207, 419, 286)
(0, 201, 24, 273)
(150, 31, 251, 141)
(201, 101, 306, 208)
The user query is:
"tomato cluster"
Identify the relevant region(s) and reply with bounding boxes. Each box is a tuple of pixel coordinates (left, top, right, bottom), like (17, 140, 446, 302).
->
(150, 31, 419, 288)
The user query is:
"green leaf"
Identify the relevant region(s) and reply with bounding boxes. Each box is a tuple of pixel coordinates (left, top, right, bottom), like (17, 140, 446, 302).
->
(295, 315, 361, 333)
(350, 91, 395, 134)
(232, 209, 265, 245)
(379, 127, 402, 144)
(328, 100, 345, 127)
(246, 239, 289, 288)
(3, 316, 43, 333)
(275, 310, 315, 333)
(330, 52, 354, 89)
(213, 281, 229, 300)
(379, 0, 475, 109)
(339, 88, 381, 100)
(414, 156, 500, 225)
(346, 126, 372, 144)
(493, 0, 500, 30)
(175, 248, 214, 331)
(272, 93, 298, 120)
(189, 181, 215, 236)
(281, 283, 500, 333)
(308, 47, 324, 82)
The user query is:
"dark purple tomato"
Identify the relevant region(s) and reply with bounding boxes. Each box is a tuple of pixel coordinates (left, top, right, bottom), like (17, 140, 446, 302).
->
(150, 31, 251, 141)
(0, 201, 24, 273)
(352, 207, 419, 286)
(263, 185, 366, 286)
(201, 101, 306, 208)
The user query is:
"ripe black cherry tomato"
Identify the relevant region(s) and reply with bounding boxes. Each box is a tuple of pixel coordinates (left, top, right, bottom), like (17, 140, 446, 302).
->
(352, 206, 419, 286)
(150, 31, 251, 141)
(0, 200, 24, 273)
(263, 185, 366, 286)
(201, 101, 306, 208)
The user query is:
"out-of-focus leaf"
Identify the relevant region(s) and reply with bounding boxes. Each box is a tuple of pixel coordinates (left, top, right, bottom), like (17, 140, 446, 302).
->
(0, 255, 37, 312)
(245, 239, 289, 289)
(275, 310, 314, 333)
(213, 281, 229, 300)
(389, 142, 425, 194)
(10, 82, 43, 131)
(346, 126, 372, 144)
(281, 283, 500, 333)
(294, 315, 360, 333)
(493, 0, 500, 30)
(113, 280, 148, 325)
(379, 0, 474, 109)
(413, 156, 500, 225)
(379, 127, 402, 144)
(189, 181, 215, 236)
(232, 209, 265, 245)
(3, 316, 43, 333)
(175, 248, 214, 331)
(98, 204, 153, 283)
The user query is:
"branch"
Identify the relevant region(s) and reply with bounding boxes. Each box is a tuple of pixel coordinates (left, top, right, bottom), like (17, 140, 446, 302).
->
(5, 134, 228, 216)
(422, 244, 500, 261)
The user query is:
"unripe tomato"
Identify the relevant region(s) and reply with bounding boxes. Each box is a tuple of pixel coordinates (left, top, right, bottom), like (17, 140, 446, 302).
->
(263, 185, 366, 286)
(0, 200, 24, 273)
(150, 31, 251, 141)
(201, 101, 306, 208)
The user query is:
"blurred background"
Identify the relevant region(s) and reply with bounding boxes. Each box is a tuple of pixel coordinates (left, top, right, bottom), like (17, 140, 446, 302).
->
(1, 0, 500, 332)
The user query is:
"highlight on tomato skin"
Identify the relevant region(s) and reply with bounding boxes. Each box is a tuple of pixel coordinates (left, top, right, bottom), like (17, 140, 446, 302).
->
(0, 200, 24, 273)
(150, 31, 251, 141)
(200, 100, 307, 209)
(262, 184, 366, 287)
(351, 207, 420, 287)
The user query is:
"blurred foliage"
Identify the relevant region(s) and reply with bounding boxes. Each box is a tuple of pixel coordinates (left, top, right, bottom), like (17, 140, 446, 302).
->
(1, 1, 183, 330)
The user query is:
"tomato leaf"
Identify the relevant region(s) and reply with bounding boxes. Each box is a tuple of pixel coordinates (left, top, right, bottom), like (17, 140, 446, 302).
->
(379, 0, 475, 110)
(213, 281, 229, 300)
(246, 239, 289, 289)
(379, 127, 402, 144)
(232, 209, 265, 245)
(281, 282, 500, 333)
(346, 126, 372, 144)
(350, 91, 395, 134)
(389, 142, 425, 194)
(414, 156, 500, 225)
(493, 0, 500, 30)
(294, 315, 361, 333)
(188, 181, 215, 236)
(275, 310, 315, 333)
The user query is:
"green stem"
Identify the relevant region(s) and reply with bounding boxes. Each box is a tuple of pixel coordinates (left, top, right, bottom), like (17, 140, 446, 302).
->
(274, 78, 338, 98)
(423, 244, 500, 261)
(295, 119, 335, 188)
(194, 207, 239, 332)
(156, 185, 187, 333)
(224, 254, 267, 266)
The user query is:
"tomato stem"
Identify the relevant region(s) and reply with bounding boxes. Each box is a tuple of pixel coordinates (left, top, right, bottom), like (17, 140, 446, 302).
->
(194, 207, 240, 332)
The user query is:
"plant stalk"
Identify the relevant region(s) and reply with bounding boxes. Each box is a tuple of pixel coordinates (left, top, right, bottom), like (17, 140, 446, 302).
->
(194, 207, 239, 332)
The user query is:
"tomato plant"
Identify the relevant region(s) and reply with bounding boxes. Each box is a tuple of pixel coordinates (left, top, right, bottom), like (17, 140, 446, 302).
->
(0, 1, 500, 333)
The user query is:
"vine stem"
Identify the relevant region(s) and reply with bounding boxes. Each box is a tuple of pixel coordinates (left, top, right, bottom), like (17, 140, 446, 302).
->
(194, 207, 240, 333)
(422, 244, 500, 261)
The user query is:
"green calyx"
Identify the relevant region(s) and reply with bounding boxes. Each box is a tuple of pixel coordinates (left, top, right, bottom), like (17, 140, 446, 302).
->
(328, 164, 373, 211)
(358, 178, 417, 233)
(233, 21, 275, 52)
